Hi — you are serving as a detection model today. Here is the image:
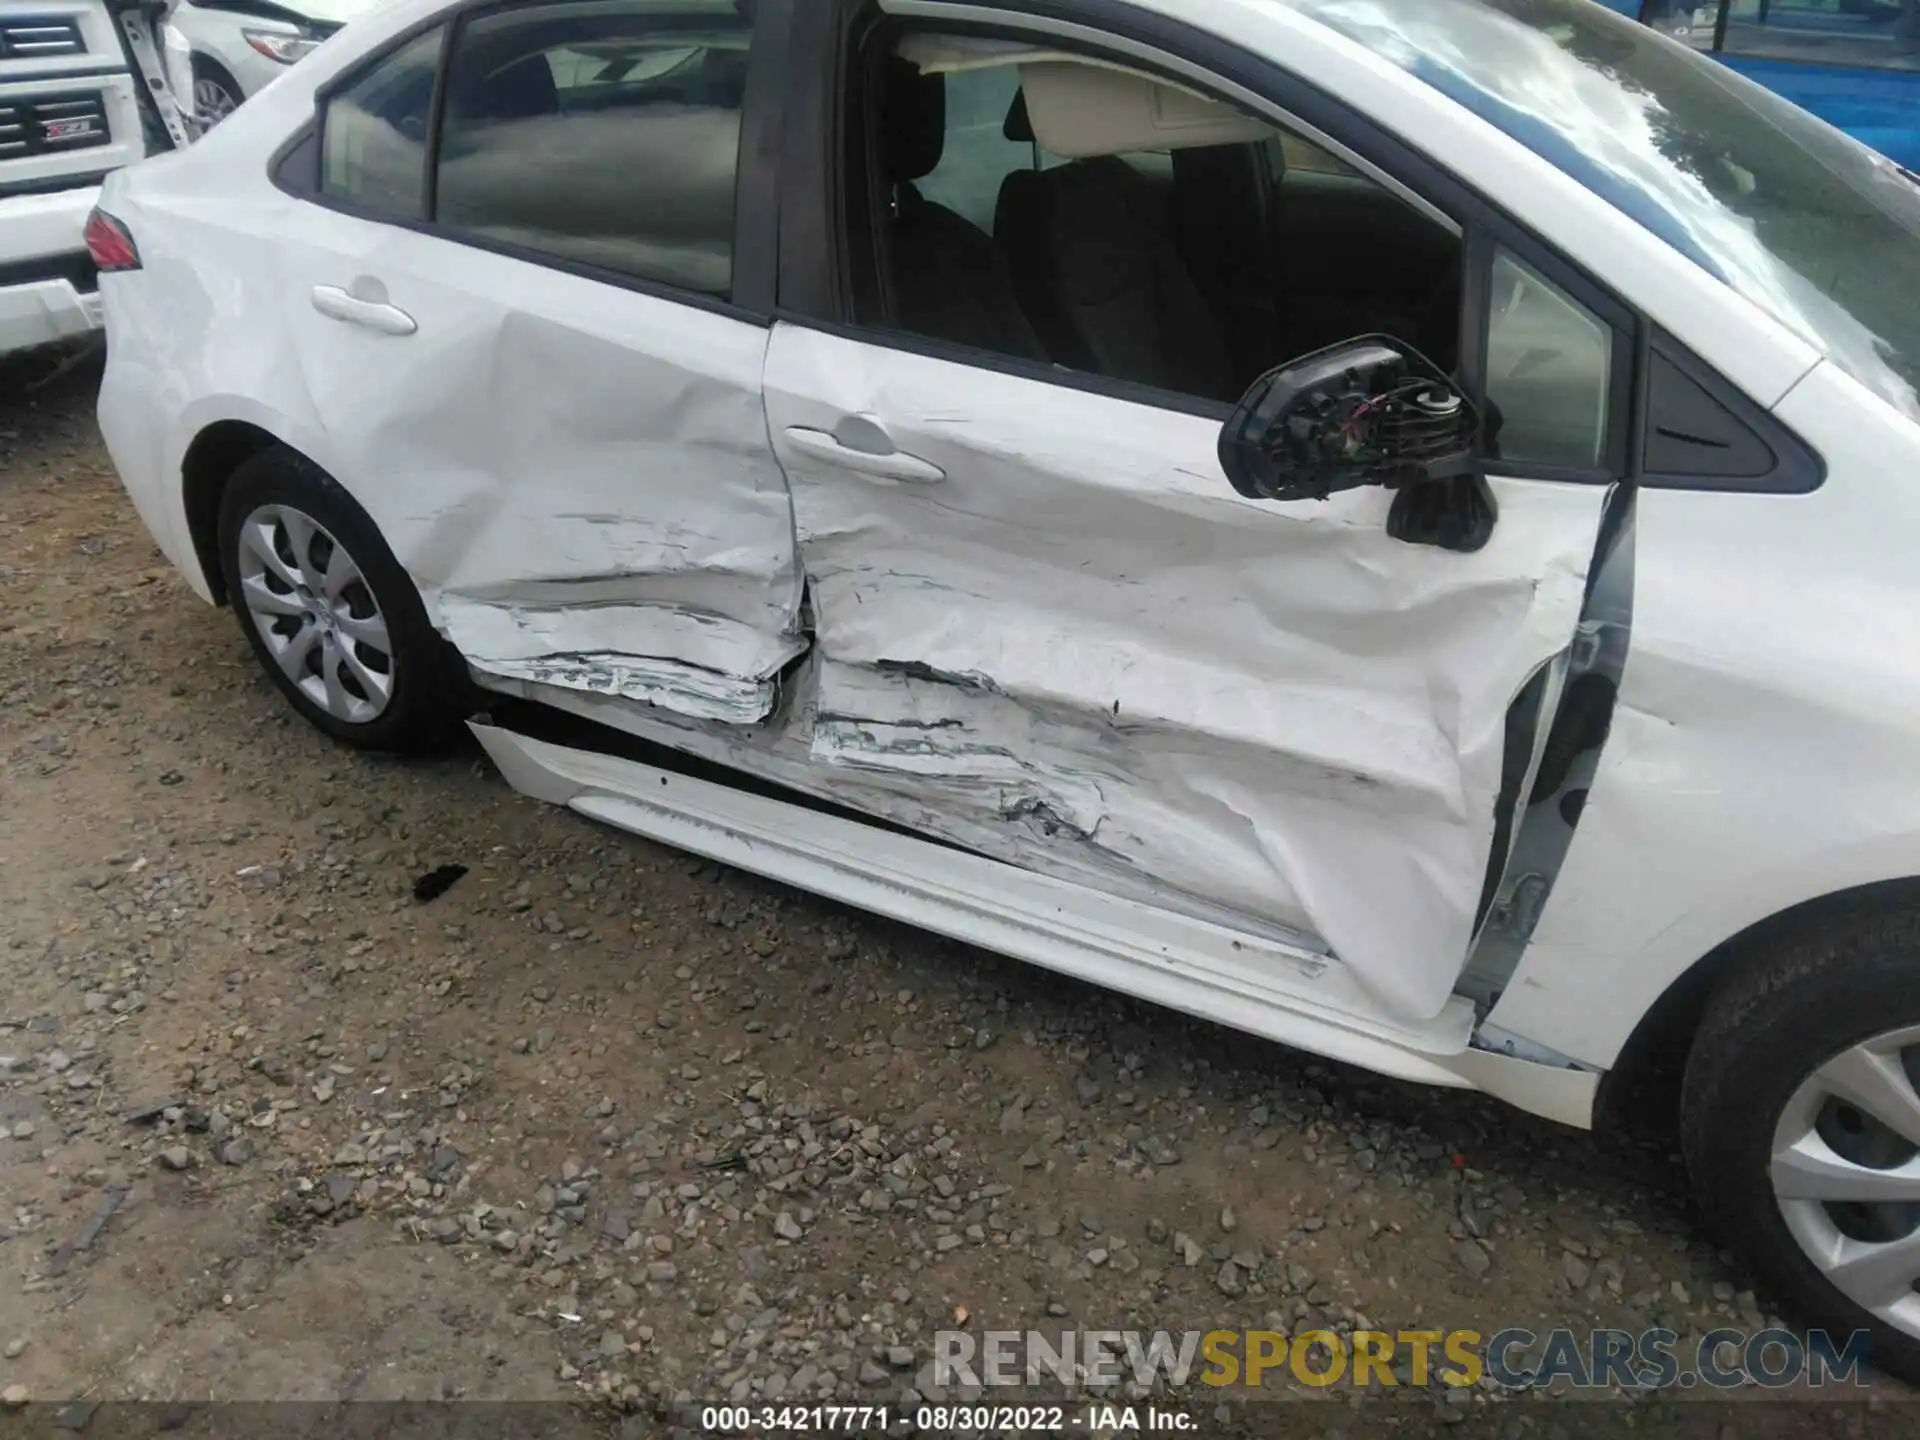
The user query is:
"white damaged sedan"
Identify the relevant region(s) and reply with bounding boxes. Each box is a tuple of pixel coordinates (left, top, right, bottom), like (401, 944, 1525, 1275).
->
(89, 0, 1920, 1378)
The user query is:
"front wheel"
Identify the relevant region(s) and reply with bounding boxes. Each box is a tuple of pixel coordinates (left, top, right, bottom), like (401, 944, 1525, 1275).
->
(191, 59, 243, 128)
(1682, 905, 1920, 1384)
(217, 447, 468, 754)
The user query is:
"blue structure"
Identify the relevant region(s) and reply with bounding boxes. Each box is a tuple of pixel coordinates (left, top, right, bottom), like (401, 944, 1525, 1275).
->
(1593, 0, 1920, 169)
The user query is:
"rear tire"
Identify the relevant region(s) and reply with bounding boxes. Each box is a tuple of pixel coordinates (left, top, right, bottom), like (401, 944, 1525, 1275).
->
(217, 447, 468, 754)
(1681, 905, 1920, 1384)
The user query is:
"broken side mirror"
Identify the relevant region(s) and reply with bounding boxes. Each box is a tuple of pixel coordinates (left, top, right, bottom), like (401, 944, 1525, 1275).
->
(1217, 336, 1496, 552)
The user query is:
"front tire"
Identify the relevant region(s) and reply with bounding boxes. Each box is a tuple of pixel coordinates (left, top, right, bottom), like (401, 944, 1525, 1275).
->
(191, 58, 243, 128)
(217, 447, 467, 754)
(1682, 905, 1920, 1384)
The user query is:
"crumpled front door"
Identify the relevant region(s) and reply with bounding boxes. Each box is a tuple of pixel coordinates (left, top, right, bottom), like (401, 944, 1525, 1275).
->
(764, 322, 1608, 1025)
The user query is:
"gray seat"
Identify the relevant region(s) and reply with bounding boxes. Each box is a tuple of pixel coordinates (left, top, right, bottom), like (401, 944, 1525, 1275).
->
(883, 62, 1046, 362)
(993, 93, 1237, 401)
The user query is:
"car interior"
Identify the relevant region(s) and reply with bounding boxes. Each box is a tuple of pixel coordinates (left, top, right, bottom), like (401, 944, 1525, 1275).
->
(848, 29, 1465, 409)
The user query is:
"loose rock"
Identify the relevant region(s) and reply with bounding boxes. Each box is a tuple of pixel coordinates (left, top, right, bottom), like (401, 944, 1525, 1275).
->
(215, 1138, 254, 1166)
(1138, 1136, 1181, 1167)
(1563, 1252, 1593, 1290)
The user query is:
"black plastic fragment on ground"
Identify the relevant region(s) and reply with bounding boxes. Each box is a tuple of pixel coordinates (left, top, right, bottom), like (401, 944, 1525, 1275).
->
(412, 865, 468, 903)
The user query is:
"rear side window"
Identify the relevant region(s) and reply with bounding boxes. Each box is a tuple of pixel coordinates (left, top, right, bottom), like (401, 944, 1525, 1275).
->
(433, 0, 752, 296)
(321, 25, 445, 220)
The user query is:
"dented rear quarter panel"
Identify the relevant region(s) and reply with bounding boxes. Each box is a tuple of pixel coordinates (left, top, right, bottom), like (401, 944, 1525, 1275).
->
(96, 129, 338, 597)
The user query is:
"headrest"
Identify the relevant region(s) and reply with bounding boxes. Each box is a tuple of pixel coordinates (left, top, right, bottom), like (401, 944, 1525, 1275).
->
(884, 59, 946, 182)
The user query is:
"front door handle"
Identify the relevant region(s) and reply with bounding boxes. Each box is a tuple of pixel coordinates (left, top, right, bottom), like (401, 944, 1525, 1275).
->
(784, 425, 945, 484)
(310, 283, 417, 337)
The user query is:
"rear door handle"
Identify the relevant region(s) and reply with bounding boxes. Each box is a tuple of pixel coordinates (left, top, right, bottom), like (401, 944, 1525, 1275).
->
(784, 425, 945, 484)
(310, 284, 417, 337)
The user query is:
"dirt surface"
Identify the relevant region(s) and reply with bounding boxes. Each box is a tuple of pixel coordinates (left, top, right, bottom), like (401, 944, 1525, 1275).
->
(0, 350, 1904, 1436)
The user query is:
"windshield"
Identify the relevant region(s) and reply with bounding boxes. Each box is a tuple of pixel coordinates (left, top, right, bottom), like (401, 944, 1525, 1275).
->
(1284, 0, 1920, 419)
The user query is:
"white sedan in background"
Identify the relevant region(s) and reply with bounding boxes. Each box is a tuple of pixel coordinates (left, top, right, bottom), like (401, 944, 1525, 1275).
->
(87, 0, 1920, 1384)
(165, 0, 383, 123)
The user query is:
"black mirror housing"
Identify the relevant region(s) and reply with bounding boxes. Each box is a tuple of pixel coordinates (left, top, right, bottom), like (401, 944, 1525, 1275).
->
(1217, 336, 1480, 503)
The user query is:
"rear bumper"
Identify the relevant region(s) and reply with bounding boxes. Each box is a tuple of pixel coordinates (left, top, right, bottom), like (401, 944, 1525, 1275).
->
(0, 184, 103, 357)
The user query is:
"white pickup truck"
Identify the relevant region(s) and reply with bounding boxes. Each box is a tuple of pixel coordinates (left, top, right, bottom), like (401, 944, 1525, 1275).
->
(0, 0, 189, 360)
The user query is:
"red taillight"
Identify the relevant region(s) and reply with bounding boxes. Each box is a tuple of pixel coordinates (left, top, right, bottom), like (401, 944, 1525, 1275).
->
(84, 208, 141, 273)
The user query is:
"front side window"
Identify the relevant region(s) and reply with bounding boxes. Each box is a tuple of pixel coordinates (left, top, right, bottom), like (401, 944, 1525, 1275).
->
(435, 0, 751, 296)
(321, 25, 444, 220)
(852, 36, 1463, 411)
(843, 30, 1631, 476)
(1284, 0, 1920, 421)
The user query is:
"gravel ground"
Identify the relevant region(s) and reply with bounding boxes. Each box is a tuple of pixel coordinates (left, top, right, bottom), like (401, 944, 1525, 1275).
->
(0, 348, 1903, 1436)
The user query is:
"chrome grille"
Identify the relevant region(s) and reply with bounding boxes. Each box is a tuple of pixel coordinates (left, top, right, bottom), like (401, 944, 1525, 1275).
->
(0, 18, 86, 59)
